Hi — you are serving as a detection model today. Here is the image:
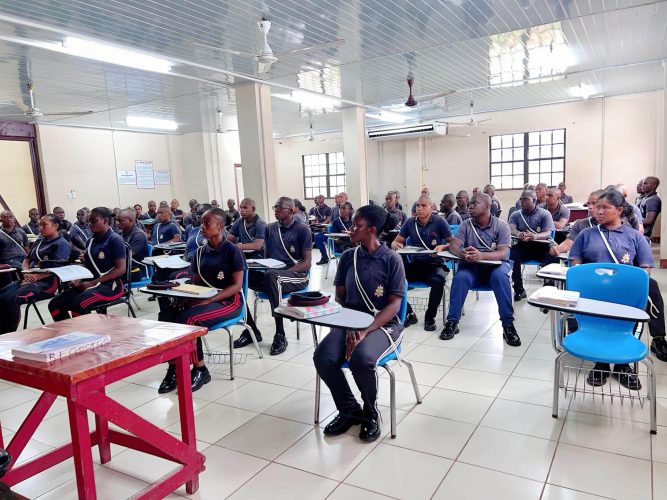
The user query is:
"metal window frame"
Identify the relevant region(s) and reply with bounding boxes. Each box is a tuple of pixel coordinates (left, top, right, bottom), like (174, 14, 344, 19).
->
(489, 128, 567, 190)
(302, 152, 346, 199)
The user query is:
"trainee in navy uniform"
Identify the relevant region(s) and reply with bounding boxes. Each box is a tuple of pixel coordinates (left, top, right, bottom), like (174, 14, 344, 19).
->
(331, 192, 348, 221)
(227, 198, 266, 260)
(0, 214, 70, 334)
(48, 207, 127, 319)
(569, 189, 666, 389)
(143, 201, 158, 220)
(455, 191, 472, 221)
(70, 209, 92, 252)
(314, 205, 406, 442)
(157, 208, 245, 394)
(226, 199, 240, 222)
(439, 194, 463, 226)
(639, 176, 661, 238)
(308, 194, 333, 224)
(150, 206, 182, 246)
(314, 202, 354, 265)
(116, 208, 149, 282)
(508, 189, 557, 301)
(0, 210, 29, 288)
(182, 204, 211, 261)
(551, 190, 604, 257)
(22, 208, 41, 236)
(233, 197, 311, 355)
(441, 193, 521, 346)
(391, 195, 452, 331)
(483, 185, 502, 217)
(383, 192, 407, 228)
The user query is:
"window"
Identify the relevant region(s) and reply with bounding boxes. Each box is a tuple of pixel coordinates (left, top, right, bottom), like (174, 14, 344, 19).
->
(302, 152, 346, 199)
(489, 128, 565, 190)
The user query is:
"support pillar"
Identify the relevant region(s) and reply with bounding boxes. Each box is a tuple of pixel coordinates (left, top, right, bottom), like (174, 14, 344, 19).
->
(342, 107, 368, 207)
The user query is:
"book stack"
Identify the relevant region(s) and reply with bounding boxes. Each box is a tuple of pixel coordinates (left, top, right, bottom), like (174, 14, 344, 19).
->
(11, 332, 111, 363)
(539, 263, 568, 276)
(176, 284, 217, 296)
(532, 286, 580, 307)
(274, 300, 343, 319)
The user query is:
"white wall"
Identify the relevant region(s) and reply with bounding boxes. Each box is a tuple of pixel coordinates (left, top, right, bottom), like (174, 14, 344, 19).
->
(0, 140, 38, 221)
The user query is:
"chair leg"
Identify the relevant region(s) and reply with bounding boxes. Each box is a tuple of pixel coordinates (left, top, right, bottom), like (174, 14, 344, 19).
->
(553, 352, 566, 418)
(23, 304, 30, 330)
(224, 327, 234, 380)
(475, 291, 480, 300)
(202, 336, 211, 355)
(130, 291, 141, 311)
(312, 324, 320, 424)
(253, 295, 259, 322)
(245, 327, 263, 359)
(401, 359, 423, 403)
(640, 357, 657, 434)
(381, 365, 397, 438)
(127, 301, 136, 318)
(296, 322, 300, 340)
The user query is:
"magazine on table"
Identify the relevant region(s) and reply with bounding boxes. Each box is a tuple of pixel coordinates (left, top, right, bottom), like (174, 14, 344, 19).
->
(11, 332, 111, 363)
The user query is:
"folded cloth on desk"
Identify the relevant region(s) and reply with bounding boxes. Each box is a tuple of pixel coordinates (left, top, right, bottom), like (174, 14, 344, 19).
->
(288, 291, 330, 307)
(275, 300, 342, 319)
(147, 281, 180, 290)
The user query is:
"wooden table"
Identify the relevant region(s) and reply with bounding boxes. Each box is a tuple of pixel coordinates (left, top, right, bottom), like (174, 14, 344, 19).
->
(0, 315, 206, 499)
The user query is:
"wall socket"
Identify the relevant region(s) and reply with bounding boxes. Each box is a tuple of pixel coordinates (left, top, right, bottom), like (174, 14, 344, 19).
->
(67, 189, 77, 199)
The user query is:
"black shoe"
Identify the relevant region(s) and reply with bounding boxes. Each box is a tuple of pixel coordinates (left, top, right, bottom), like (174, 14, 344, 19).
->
(158, 366, 177, 394)
(513, 290, 527, 302)
(233, 329, 262, 349)
(270, 334, 288, 355)
(586, 362, 610, 386)
(359, 415, 381, 442)
(323, 409, 363, 436)
(440, 320, 459, 340)
(316, 258, 329, 265)
(502, 324, 521, 347)
(148, 295, 157, 302)
(424, 318, 436, 331)
(191, 366, 211, 392)
(651, 337, 667, 362)
(404, 312, 418, 328)
(613, 364, 642, 391)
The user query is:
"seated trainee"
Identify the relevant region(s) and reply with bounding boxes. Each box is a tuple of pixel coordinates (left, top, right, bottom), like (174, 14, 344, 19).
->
(314, 201, 354, 265)
(228, 198, 266, 260)
(150, 206, 182, 246)
(0, 214, 70, 334)
(157, 208, 245, 393)
(442, 193, 520, 346)
(22, 208, 41, 236)
(314, 205, 406, 442)
(508, 189, 557, 301)
(233, 197, 311, 355)
(116, 208, 149, 282)
(391, 195, 452, 332)
(0, 210, 29, 288)
(69, 208, 92, 252)
(570, 190, 656, 389)
(48, 207, 127, 320)
(439, 194, 463, 225)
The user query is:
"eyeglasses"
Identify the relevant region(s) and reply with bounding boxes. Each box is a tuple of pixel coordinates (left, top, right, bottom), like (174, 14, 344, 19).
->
(273, 205, 290, 211)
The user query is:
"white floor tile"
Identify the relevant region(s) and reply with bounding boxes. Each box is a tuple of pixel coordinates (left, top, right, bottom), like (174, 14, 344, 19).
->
(265, 389, 336, 425)
(432, 462, 543, 500)
(186, 376, 249, 402)
(481, 399, 565, 440)
(498, 376, 564, 407)
(214, 380, 296, 413)
(37, 466, 150, 499)
(132, 395, 210, 429)
(455, 351, 521, 375)
(404, 344, 466, 366)
(548, 443, 651, 499)
(228, 462, 338, 500)
(459, 426, 557, 481)
(654, 461, 667, 500)
(166, 403, 257, 444)
(102, 446, 178, 483)
(345, 443, 452, 499)
(437, 367, 509, 397)
(0, 396, 68, 432)
(471, 337, 529, 357)
(379, 359, 450, 387)
(256, 361, 316, 388)
(413, 387, 494, 424)
(326, 483, 394, 500)
(541, 484, 611, 500)
(0, 386, 38, 412)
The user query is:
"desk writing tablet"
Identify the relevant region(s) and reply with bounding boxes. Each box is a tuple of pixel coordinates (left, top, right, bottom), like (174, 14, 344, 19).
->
(275, 307, 374, 331)
(0, 267, 17, 274)
(139, 285, 218, 299)
(396, 246, 436, 255)
(437, 251, 502, 265)
(528, 291, 649, 322)
(327, 233, 351, 238)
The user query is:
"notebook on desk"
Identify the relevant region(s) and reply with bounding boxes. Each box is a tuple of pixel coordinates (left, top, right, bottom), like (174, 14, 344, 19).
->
(175, 284, 218, 296)
(246, 258, 285, 269)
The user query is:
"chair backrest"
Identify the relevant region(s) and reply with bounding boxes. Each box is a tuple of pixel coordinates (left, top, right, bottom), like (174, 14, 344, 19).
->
(398, 279, 408, 323)
(449, 224, 460, 236)
(496, 209, 502, 218)
(508, 206, 518, 220)
(566, 263, 648, 331)
(124, 242, 133, 284)
(146, 243, 154, 280)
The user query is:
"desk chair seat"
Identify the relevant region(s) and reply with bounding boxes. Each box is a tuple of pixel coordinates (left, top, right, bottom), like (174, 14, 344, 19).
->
(314, 281, 422, 438)
(404, 237, 449, 321)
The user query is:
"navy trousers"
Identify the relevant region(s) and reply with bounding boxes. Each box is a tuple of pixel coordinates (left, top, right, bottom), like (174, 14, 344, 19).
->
(0, 276, 59, 334)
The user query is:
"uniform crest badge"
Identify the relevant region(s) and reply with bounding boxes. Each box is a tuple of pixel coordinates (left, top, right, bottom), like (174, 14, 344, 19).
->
(621, 252, 631, 264)
(491, 242, 497, 250)
(217, 271, 225, 280)
(431, 239, 437, 246)
(98, 251, 105, 260)
(290, 245, 295, 253)
(374, 285, 384, 297)
(536, 226, 541, 232)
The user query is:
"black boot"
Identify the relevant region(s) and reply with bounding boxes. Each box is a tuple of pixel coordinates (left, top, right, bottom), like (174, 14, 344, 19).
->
(359, 412, 381, 442)
(440, 320, 459, 340)
(651, 337, 667, 362)
(158, 365, 177, 394)
(502, 324, 521, 347)
(270, 333, 288, 355)
(587, 362, 610, 386)
(191, 366, 211, 392)
(613, 364, 642, 391)
(323, 409, 363, 436)
(233, 328, 262, 349)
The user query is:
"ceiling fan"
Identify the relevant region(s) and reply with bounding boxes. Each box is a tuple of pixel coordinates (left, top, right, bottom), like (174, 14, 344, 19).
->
(192, 19, 345, 74)
(215, 107, 238, 133)
(404, 71, 455, 107)
(295, 122, 326, 143)
(446, 100, 495, 127)
(0, 83, 93, 121)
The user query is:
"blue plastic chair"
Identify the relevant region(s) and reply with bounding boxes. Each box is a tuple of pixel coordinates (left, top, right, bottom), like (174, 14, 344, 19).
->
(404, 236, 448, 321)
(253, 271, 309, 340)
(202, 269, 253, 380)
(522, 229, 556, 279)
(553, 263, 656, 433)
(325, 223, 345, 280)
(128, 243, 154, 310)
(449, 224, 460, 236)
(314, 280, 422, 438)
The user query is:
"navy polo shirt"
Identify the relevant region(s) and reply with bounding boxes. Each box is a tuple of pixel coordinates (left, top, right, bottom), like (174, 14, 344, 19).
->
(228, 208, 240, 222)
(332, 205, 341, 221)
(59, 219, 73, 232)
(442, 210, 463, 226)
(570, 225, 654, 268)
(141, 211, 157, 220)
(22, 221, 40, 236)
(151, 221, 181, 244)
(191, 239, 245, 290)
(385, 207, 407, 227)
(561, 194, 573, 204)
(545, 202, 570, 223)
(455, 207, 471, 221)
(308, 204, 332, 223)
(454, 217, 511, 258)
(334, 244, 405, 314)
(230, 215, 267, 259)
(567, 217, 596, 241)
(332, 217, 352, 233)
(0, 226, 28, 263)
(509, 207, 554, 233)
(181, 224, 206, 260)
(264, 218, 312, 266)
(639, 192, 661, 236)
(84, 228, 126, 278)
(490, 197, 502, 217)
(28, 235, 71, 268)
(399, 214, 452, 262)
(121, 224, 149, 262)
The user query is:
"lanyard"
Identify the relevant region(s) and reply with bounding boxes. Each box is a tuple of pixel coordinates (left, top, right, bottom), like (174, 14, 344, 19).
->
(596, 226, 620, 264)
(414, 219, 431, 249)
(242, 219, 255, 242)
(519, 211, 537, 233)
(0, 229, 26, 255)
(196, 245, 219, 289)
(277, 225, 298, 264)
(86, 237, 108, 278)
(467, 219, 494, 251)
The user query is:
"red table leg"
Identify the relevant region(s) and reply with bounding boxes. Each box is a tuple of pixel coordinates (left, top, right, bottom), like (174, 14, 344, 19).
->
(176, 352, 199, 494)
(67, 399, 97, 500)
(95, 387, 111, 464)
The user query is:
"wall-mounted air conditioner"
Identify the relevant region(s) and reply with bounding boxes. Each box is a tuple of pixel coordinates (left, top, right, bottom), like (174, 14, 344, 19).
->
(366, 122, 446, 141)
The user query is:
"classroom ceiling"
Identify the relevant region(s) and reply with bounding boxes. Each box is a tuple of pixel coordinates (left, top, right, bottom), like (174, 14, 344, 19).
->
(0, 0, 664, 136)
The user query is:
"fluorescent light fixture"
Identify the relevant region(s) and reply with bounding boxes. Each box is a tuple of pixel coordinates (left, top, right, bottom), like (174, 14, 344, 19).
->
(366, 111, 406, 124)
(125, 116, 178, 131)
(569, 83, 598, 99)
(272, 90, 342, 111)
(62, 37, 172, 73)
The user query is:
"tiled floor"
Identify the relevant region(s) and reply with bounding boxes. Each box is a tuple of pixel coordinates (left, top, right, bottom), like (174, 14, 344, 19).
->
(4, 253, 667, 499)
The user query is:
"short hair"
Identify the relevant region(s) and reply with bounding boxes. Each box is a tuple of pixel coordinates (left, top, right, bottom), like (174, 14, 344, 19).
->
(205, 207, 228, 225)
(240, 198, 256, 209)
(646, 176, 660, 187)
(90, 207, 113, 225)
(456, 190, 469, 199)
(340, 201, 354, 212)
(535, 183, 547, 190)
(443, 193, 456, 204)
(196, 203, 212, 214)
(293, 199, 305, 211)
(157, 206, 171, 214)
(521, 189, 537, 202)
(416, 194, 433, 205)
(355, 205, 390, 234)
(473, 192, 492, 206)
(41, 213, 60, 226)
(278, 197, 295, 210)
(118, 208, 136, 220)
(590, 189, 605, 198)
(133, 204, 142, 210)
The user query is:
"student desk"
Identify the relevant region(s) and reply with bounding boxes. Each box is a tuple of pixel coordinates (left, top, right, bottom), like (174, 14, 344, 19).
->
(153, 242, 187, 253)
(0, 315, 206, 499)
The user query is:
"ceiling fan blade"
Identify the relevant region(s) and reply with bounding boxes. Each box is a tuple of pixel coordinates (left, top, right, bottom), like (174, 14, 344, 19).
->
(41, 111, 94, 116)
(11, 99, 30, 113)
(420, 90, 456, 102)
(188, 41, 256, 58)
(279, 39, 345, 56)
(0, 113, 27, 117)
